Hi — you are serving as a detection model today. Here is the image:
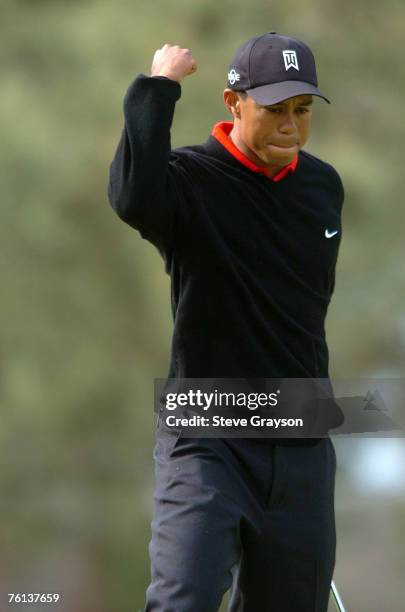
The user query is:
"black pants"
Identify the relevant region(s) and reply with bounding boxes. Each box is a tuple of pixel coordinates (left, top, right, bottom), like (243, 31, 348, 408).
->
(144, 418, 337, 612)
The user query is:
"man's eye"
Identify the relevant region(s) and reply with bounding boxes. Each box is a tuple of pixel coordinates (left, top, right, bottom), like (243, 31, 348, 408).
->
(265, 106, 310, 114)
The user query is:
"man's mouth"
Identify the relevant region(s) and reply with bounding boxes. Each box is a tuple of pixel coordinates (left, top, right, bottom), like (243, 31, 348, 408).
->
(268, 142, 298, 149)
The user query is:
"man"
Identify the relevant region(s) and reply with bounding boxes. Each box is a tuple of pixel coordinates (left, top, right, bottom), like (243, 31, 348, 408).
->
(108, 32, 344, 612)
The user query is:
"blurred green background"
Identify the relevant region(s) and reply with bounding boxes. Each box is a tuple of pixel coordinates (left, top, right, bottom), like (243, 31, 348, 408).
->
(1, 0, 404, 610)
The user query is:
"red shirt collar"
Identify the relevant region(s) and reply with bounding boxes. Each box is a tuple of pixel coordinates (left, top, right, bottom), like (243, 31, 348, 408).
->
(211, 121, 298, 182)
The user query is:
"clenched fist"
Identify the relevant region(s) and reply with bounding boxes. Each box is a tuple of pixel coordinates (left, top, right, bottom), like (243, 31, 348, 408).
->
(151, 44, 197, 83)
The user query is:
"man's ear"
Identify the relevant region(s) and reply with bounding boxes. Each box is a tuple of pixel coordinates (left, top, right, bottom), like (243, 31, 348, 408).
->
(223, 89, 242, 119)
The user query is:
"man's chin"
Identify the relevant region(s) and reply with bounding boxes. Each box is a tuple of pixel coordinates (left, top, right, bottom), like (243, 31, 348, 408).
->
(258, 145, 297, 168)
(265, 143, 298, 159)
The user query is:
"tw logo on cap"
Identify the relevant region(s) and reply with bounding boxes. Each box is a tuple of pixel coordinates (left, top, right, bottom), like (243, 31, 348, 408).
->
(283, 50, 299, 71)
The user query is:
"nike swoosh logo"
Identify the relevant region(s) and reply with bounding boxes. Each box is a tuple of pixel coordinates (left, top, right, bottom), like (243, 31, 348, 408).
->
(325, 229, 339, 238)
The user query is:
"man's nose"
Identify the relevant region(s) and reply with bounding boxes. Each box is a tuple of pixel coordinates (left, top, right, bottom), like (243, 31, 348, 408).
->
(279, 111, 297, 134)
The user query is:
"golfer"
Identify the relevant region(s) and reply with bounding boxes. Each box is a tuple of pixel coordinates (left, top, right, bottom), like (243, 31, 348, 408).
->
(108, 32, 344, 612)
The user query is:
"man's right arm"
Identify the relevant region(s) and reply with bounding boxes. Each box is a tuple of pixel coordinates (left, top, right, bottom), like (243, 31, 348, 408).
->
(107, 45, 197, 253)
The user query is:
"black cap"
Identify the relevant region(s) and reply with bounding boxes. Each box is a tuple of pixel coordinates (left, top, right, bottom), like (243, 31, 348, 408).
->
(227, 32, 330, 105)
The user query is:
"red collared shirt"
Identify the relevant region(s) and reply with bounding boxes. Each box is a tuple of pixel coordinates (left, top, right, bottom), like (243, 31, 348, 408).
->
(211, 121, 298, 182)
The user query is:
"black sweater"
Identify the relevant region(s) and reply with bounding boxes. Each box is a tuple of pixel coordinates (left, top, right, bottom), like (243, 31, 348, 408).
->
(108, 74, 344, 379)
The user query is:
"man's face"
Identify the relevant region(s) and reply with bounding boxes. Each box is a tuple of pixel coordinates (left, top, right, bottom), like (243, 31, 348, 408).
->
(225, 90, 313, 169)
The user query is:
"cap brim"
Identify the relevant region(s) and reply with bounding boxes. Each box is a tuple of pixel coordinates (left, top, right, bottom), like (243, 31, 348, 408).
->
(246, 80, 330, 105)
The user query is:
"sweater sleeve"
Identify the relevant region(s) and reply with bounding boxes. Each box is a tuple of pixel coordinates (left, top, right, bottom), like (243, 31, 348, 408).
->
(107, 74, 185, 257)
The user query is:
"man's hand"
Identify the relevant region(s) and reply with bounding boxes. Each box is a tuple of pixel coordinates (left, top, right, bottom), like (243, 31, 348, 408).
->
(151, 44, 197, 83)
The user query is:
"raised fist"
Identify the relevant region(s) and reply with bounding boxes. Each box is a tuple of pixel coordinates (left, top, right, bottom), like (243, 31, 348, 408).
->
(151, 44, 197, 83)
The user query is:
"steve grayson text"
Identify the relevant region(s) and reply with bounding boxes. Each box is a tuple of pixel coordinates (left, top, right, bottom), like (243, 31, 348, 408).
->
(165, 415, 304, 429)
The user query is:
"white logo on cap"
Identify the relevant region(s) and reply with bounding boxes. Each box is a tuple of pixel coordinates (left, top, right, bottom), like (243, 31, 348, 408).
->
(228, 68, 241, 86)
(283, 50, 299, 71)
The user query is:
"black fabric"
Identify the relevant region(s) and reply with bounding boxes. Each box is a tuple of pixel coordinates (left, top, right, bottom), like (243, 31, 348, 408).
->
(108, 74, 344, 380)
(144, 419, 336, 611)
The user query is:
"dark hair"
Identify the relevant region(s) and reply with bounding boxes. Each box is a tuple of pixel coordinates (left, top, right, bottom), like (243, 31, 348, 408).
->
(235, 90, 247, 99)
